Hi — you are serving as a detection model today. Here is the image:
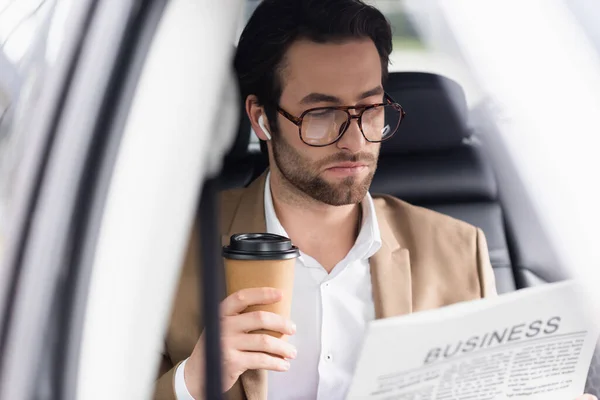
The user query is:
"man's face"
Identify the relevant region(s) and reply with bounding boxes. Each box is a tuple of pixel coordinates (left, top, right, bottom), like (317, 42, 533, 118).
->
(271, 38, 383, 206)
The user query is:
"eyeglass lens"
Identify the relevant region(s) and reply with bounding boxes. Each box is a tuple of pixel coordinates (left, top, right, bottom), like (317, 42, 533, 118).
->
(300, 104, 402, 146)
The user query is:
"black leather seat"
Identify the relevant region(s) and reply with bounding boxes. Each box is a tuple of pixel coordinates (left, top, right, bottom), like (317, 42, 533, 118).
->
(371, 72, 516, 294)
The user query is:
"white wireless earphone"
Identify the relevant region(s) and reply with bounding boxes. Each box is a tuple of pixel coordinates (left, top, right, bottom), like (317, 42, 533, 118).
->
(258, 115, 272, 140)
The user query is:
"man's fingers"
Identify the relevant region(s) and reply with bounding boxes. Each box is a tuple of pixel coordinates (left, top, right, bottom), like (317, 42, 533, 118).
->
(576, 396, 598, 400)
(239, 350, 291, 372)
(233, 333, 297, 359)
(221, 287, 282, 316)
(224, 310, 296, 336)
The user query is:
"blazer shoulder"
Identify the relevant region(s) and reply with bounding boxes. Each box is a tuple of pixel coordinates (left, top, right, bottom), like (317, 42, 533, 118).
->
(371, 193, 494, 303)
(219, 187, 246, 233)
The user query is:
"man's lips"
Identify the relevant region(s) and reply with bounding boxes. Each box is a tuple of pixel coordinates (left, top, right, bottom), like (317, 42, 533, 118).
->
(326, 162, 368, 170)
(325, 162, 370, 177)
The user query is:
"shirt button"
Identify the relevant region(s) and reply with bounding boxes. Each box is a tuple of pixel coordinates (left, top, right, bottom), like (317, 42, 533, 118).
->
(325, 353, 333, 362)
(324, 282, 330, 288)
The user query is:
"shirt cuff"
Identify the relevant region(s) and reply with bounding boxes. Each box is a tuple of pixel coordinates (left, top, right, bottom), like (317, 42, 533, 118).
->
(174, 358, 196, 400)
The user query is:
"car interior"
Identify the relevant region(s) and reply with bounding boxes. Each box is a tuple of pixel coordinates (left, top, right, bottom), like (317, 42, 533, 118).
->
(217, 69, 600, 393)
(1, 1, 599, 397)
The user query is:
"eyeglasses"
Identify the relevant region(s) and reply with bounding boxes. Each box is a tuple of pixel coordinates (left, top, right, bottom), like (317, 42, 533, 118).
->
(277, 93, 406, 147)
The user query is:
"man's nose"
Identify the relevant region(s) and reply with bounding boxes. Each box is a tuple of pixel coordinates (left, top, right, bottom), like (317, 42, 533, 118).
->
(335, 117, 366, 153)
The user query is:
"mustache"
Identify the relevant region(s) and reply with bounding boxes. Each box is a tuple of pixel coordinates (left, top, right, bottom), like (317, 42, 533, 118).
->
(317, 152, 377, 168)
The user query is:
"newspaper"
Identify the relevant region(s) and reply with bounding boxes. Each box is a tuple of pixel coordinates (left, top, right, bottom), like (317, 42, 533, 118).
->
(347, 281, 599, 400)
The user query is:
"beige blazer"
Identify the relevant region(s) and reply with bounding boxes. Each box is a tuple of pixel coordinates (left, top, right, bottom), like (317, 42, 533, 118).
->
(154, 173, 497, 399)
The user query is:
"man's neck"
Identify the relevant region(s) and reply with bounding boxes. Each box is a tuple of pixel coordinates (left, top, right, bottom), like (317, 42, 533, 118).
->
(269, 170, 362, 273)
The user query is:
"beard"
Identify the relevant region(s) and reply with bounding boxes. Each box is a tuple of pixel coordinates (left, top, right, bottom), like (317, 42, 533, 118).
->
(271, 132, 378, 206)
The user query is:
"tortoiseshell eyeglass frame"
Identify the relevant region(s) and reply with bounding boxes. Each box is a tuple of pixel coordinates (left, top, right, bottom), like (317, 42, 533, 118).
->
(276, 93, 406, 147)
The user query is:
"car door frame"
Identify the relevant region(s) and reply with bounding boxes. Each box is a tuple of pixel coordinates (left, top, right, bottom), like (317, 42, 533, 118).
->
(0, 0, 168, 398)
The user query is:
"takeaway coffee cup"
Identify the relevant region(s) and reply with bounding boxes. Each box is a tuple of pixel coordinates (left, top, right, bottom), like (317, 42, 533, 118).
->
(223, 233, 299, 339)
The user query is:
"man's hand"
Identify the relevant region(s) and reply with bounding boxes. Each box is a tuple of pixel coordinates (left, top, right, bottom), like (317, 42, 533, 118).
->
(183, 287, 297, 398)
(576, 395, 598, 400)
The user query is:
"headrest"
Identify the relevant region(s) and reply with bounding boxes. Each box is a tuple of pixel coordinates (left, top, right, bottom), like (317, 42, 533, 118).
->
(382, 72, 468, 154)
(371, 144, 498, 203)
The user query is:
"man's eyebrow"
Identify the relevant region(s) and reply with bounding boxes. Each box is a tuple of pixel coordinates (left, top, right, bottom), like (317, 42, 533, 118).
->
(300, 92, 342, 105)
(358, 86, 384, 100)
(299, 86, 385, 105)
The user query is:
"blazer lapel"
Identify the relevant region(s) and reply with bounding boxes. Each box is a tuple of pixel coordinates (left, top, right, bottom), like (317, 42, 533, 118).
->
(222, 173, 269, 400)
(369, 205, 413, 319)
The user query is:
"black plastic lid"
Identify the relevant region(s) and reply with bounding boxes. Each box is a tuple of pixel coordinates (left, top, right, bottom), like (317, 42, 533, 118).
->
(222, 233, 300, 260)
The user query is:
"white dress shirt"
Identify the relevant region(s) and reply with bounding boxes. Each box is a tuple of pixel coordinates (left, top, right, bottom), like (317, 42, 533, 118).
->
(175, 174, 381, 399)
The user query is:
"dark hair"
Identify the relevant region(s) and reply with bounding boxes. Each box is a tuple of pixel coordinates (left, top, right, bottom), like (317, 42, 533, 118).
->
(234, 0, 392, 132)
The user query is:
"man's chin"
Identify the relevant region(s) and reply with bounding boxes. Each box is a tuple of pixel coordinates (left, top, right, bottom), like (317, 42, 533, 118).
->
(317, 180, 371, 206)
(280, 167, 375, 206)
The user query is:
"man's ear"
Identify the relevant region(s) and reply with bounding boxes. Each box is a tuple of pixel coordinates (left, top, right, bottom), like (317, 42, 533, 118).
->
(246, 95, 271, 141)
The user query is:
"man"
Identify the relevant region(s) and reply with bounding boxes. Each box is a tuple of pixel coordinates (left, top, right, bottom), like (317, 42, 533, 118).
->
(154, 1, 596, 399)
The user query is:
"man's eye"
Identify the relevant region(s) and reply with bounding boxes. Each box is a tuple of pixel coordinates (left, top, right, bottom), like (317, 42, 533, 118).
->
(309, 109, 335, 118)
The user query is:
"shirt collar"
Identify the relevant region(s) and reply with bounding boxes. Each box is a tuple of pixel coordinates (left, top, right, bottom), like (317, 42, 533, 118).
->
(264, 172, 382, 260)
